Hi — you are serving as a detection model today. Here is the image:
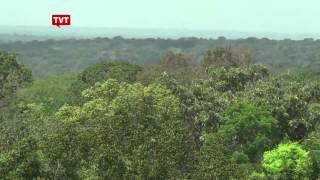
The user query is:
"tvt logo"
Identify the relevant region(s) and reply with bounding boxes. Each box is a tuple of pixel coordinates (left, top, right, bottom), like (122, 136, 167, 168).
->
(52, 14, 71, 28)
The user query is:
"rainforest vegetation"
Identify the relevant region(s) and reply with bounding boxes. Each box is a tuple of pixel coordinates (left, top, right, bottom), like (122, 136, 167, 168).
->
(1, 37, 320, 77)
(1, 37, 320, 179)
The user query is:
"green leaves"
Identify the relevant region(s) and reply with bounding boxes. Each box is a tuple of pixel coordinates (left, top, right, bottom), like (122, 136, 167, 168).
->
(219, 102, 280, 162)
(207, 64, 270, 92)
(194, 133, 243, 179)
(54, 79, 194, 179)
(0, 138, 47, 179)
(262, 142, 312, 179)
(244, 75, 320, 140)
(1, 51, 320, 179)
(68, 62, 142, 105)
(0, 50, 32, 107)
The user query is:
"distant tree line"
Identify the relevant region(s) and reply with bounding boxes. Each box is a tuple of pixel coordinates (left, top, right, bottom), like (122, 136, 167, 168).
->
(1, 36, 320, 77)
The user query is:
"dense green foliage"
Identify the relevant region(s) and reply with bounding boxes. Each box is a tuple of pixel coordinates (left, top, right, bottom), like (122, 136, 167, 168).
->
(1, 37, 320, 77)
(0, 42, 320, 179)
(262, 143, 312, 179)
(194, 133, 243, 179)
(219, 102, 280, 162)
(67, 62, 142, 105)
(55, 80, 194, 179)
(17, 73, 77, 112)
(0, 50, 32, 107)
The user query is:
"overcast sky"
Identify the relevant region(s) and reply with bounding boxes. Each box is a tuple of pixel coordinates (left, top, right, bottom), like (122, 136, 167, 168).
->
(0, 0, 319, 34)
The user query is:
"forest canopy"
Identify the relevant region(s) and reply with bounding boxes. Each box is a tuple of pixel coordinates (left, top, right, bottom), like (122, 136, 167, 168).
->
(1, 37, 320, 77)
(0, 42, 320, 179)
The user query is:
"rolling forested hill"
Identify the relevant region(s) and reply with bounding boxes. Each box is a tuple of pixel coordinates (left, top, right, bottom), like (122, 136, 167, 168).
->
(1, 36, 320, 77)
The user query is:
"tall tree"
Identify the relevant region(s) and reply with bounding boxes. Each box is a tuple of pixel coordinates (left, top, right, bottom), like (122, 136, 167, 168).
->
(49, 79, 195, 179)
(68, 62, 142, 105)
(219, 102, 280, 162)
(0, 50, 32, 107)
(262, 143, 312, 179)
(202, 47, 253, 69)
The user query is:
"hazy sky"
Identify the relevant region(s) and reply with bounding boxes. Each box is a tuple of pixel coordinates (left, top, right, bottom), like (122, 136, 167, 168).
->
(0, 0, 319, 34)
